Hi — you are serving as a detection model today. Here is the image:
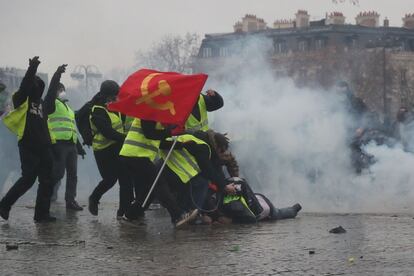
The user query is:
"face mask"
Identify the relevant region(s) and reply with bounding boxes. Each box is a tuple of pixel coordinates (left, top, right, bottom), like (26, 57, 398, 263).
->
(58, 91, 67, 100)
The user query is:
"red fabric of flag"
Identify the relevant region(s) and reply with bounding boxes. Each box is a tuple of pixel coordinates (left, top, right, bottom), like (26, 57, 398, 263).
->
(108, 69, 208, 126)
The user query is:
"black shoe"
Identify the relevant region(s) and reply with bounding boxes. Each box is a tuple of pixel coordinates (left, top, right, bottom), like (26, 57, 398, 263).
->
(88, 197, 99, 216)
(292, 203, 302, 213)
(125, 202, 145, 220)
(34, 215, 57, 223)
(66, 200, 83, 211)
(0, 206, 10, 220)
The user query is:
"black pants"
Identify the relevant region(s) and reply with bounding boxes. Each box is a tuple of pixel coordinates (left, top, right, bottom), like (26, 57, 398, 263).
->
(161, 166, 209, 211)
(121, 156, 183, 221)
(91, 143, 133, 214)
(0, 145, 54, 219)
(51, 142, 78, 202)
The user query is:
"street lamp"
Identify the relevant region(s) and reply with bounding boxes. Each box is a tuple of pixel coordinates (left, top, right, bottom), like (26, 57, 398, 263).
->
(70, 65, 102, 93)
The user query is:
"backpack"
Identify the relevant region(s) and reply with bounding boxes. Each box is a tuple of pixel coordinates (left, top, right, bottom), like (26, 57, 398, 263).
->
(75, 101, 94, 146)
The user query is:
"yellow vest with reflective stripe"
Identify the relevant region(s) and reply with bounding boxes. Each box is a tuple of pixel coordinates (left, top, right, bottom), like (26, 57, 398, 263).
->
(185, 96, 209, 132)
(48, 99, 77, 144)
(124, 116, 134, 132)
(223, 195, 255, 216)
(2, 98, 28, 141)
(90, 105, 124, 151)
(119, 119, 162, 162)
(161, 134, 211, 184)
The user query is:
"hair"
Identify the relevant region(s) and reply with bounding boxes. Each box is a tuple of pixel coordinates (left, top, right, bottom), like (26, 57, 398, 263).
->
(214, 132, 230, 150)
(58, 83, 65, 91)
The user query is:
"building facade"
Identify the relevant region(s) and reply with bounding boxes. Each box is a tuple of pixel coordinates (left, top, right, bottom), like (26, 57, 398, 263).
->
(0, 67, 48, 94)
(193, 11, 414, 117)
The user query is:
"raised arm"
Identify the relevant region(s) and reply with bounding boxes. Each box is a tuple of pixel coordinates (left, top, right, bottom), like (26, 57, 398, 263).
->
(43, 64, 67, 115)
(12, 56, 40, 108)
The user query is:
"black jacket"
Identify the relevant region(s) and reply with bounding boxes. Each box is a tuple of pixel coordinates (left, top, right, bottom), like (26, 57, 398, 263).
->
(191, 93, 223, 121)
(90, 103, 126, 145)
(13, 63, 62, 148)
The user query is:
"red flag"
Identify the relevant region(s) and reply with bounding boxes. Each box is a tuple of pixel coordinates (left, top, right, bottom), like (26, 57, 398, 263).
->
(108, 69, 208, 126)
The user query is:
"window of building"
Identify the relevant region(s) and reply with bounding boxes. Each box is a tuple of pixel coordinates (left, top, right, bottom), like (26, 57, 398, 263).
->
(315, 38, 327, 50)
(298, 40, 308, 52)
(202, 47, 212, 58)
(274, 40, 287, 54)
(401, 69, 408, 85)
(219, 47, 229, 57)
(409, 40, 414, 52)
(345, 36, 358, 49)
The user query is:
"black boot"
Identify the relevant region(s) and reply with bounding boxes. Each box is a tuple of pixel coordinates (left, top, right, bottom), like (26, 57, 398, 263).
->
(88, 196, 99, 216)
(66, 200, 83, 211)
(34, 214, 57, 223)
(0, 205, 10, 220)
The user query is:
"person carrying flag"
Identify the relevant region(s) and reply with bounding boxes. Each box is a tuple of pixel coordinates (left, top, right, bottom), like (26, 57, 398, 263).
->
(184, 89, 223, 132)
(108, 69, 208, 226)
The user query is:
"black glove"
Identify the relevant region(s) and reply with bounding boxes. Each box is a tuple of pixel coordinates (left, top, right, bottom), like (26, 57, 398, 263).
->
(77, 147, 86, 159)
(29, 56, 41, 67)
(56, 64, 67, 74)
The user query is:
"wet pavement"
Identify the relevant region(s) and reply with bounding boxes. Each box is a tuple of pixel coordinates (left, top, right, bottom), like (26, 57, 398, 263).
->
(1, 203, 414, 275)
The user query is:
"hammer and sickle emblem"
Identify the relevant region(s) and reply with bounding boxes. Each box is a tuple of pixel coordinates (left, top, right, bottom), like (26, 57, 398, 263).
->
(135, 73, 176, 115)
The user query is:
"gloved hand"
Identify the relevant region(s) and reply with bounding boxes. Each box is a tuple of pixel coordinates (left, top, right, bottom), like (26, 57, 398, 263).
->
(77, 147, 86, 159)
(29, 56, 41, 67)
(206, 89, 217, 96)
(56, 64, 67, 74)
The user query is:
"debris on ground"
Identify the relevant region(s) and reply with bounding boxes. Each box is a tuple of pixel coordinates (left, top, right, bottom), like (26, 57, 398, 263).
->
(329, 226, 346, 234)
(6, 243, 18, 251)
(309, 250, 315, 255)
(229, 245, 240, 252)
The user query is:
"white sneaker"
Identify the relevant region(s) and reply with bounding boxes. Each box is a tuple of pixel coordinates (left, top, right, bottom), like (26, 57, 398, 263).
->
(175, 209, 199, 228)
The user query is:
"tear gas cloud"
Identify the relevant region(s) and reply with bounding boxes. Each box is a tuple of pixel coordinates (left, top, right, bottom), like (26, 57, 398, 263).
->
(210, 37, 414, 213)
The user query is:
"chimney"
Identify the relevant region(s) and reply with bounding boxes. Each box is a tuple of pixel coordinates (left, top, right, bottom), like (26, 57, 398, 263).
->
(383, 17, 389, 27)
(295, 10, 310, 28)
(273, 19, 295, 29)
(239, 14, 267, 32)
(355, 11, 380, 27)
(234, 21, 243, 33)
(326, 11, 346, 25)
(403, 13, 414, 29)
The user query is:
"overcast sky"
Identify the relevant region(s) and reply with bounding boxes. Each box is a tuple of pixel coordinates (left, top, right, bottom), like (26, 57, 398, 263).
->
(0, 0, 411, 84)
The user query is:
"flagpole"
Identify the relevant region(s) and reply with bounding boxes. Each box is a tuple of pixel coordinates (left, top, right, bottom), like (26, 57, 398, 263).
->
(141, 136, 178, 208)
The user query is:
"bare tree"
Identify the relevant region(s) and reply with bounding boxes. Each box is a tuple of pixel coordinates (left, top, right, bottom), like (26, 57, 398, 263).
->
(135, 33, 200, 73)
(332, 0, 359, 5)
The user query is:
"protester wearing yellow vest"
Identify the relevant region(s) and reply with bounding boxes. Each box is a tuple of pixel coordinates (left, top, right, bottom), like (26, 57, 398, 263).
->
(160, 131, 236, 217)
(88, 80, 132, 218)
(48, 83, 85, 211)
(184, 90, 223, 132)
(0, 57, 66, 222)
(119, 118, 198, 227)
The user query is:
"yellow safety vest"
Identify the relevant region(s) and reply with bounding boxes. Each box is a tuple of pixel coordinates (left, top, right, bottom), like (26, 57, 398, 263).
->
(2, 98, 28, 141)
(223, 194, 255, 216)
(48, 99, 77, 144)
(185, 95, 209, 132)
(90, 105, 124, 151)
(119, 118, 162, 162)
(161, 134, 211, 184)
(124, 116, 134, 132)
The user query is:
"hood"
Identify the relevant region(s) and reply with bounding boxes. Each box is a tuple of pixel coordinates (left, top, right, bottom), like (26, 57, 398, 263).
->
(99, 80, 119, 98)
(30, 76, 45, 101)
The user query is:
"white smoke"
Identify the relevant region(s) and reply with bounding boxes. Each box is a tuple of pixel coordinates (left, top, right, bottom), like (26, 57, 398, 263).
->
(208, 37, 414, 213)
